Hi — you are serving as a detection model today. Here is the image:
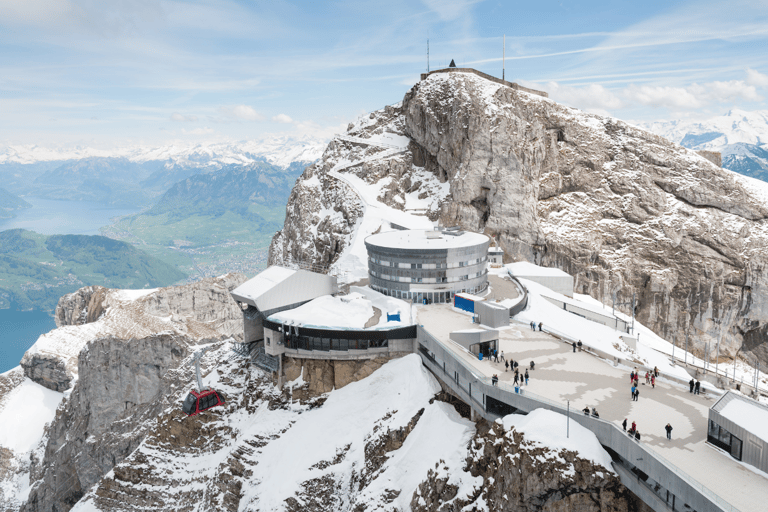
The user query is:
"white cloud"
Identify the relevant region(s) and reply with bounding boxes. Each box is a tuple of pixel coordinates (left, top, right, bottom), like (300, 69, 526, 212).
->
(218, 104, 264, 121)
(182, 127, 214, 135)
(540, 81, 624, 111)
(272, 113, 293, 124)
(624, 84, 702, 109)
(170, 112, 198, 122)
(746, 68, 768, 88)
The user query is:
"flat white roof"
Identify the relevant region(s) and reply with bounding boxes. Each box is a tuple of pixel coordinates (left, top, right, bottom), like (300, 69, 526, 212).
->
(455, 292, 485, 301)
(231, 266, 296, 303)
(507, 261, 571, 278)
(718, 394, 768, 443)
(267, 286, 413, 330)
(366, 229, 489, 250)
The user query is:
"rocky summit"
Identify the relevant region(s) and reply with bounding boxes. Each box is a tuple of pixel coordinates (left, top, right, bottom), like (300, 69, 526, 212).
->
(270, 69, 768, 366)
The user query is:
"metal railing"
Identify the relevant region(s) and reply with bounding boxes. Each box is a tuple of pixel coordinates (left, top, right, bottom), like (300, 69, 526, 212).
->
(416, 325, 740, 512)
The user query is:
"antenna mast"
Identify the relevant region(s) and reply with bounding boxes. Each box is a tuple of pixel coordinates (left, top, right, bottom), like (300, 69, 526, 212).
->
(503, 35, 505, 81)
(427, 39, 430, 72)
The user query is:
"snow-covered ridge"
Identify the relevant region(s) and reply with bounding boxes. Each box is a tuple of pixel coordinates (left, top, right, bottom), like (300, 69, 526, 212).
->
(643, 109, 768, 150)
(0, 135, 326, 169)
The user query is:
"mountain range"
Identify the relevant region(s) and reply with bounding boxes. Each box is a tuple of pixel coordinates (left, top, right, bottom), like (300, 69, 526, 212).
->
(644, 109, 768, 182)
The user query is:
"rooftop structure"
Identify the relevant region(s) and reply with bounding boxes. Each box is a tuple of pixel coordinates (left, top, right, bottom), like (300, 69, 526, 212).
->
(365, 228, 490, 304)
(709, 391, 768, 473)
(507, 261, 574, 298)
(419, 67, 548, 98)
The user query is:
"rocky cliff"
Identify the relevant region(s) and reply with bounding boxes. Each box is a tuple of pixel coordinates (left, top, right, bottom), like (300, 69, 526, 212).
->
(20, 273, 246, 392)
(270, 70, 768, 365)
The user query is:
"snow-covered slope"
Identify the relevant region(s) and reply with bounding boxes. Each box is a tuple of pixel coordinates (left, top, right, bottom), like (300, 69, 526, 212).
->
(0, 136, 325, 170)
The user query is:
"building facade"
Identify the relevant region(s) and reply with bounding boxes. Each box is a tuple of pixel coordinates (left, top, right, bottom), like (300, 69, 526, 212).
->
(365, 229, 490, 303)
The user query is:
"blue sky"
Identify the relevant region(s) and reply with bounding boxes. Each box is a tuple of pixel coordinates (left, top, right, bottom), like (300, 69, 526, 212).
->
(3, 0, 768, 147)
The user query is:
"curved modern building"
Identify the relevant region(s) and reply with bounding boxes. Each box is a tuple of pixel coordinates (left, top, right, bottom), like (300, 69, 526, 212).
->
(365, 229, 490, 303)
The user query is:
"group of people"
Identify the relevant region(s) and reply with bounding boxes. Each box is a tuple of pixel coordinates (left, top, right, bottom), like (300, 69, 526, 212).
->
(629, 366, 661, 401)
(688, 378, 702, 394)
(483, 347, 535, 388)
(622, 419, 641, 441)
(529, 321, 542, 331)
(582, 406, 599, 418)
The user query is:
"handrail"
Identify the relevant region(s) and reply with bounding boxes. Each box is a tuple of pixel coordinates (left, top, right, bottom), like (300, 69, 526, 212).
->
(507, 275, 528, 317)
(417, 325, 740, 512)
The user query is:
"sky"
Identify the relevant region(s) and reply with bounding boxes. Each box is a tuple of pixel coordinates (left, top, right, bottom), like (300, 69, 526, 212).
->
(2, 0, 768, 148)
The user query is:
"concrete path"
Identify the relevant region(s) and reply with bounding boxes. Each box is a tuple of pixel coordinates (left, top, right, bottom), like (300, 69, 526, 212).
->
(417, 304, 768, 512)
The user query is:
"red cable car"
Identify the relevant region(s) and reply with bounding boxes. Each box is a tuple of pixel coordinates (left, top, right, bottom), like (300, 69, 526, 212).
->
(182, 347, 226, 417)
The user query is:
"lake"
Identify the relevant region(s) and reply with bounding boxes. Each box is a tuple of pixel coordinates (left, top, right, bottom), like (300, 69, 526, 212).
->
(0, 306, 57, 373)
(0, 197, 142, 373)
(0, 197, 142, 235)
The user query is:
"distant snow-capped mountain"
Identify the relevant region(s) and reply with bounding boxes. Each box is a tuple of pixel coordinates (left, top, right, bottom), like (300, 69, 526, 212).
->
(0, 135, 327, 170)
(643, 109, 768, 182)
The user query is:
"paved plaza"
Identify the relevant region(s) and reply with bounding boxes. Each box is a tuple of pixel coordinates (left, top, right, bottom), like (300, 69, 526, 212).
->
(418, 304, 768, 512)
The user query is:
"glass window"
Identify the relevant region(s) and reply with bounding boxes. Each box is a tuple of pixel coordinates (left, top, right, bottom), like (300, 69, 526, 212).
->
(731, 435, 743, 460)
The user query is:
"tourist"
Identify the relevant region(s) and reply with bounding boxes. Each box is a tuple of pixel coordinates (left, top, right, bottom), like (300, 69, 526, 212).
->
(538, 322, 543, 331)
(514, 360, 519, 370)
(572, 341, 576, 353)
(694, 380, 701, 395)
(689, 378, 694, 393)
(645, 371, 650, 384)
(634, 377, 639, 388)
(622, 418, 627, 431)
(492, 374, 499, 386)
(591, 407, 599, 418)
(665, 423, 673, 440)
(630, 370, 635, 382)
(577, 340, 582, 351)
(631, 420, 637, 433)
(635, 430, 641, 442)
(654, 366, 659, 378)
(583, 406, 590, 415)
(524, 369, 529, 385)
(633, 388, 639, 401)
(530, 321, 535, 331)
(500, 351, 505, 362)
(631, 384, 636, 399)
(494, 350, 499, 363)
(651, 375, 656, 389)
(505, 360, 509, 372)
(529, 360, 535, 370)
(514, 372, 519, 385)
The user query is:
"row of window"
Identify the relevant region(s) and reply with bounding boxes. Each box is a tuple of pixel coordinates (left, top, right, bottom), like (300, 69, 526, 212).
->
(369, 256, 487, 269)
(370, 270, 485, 283)
(708, 419, 743, 461)
(284, 336, 388, 351)
(370, 285, 487, 302)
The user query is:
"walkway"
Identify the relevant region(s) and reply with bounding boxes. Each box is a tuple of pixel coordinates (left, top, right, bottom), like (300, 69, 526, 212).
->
(417, 304, 768, 512)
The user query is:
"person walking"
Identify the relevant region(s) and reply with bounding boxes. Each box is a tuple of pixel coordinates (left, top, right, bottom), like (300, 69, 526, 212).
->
(631, 384, 636, 400)
(514, 372, 519, 385)
(689, 378, 694, 393)
(572, 341, 576, 353)
(651, 375, 656, 389)
(645, 371, 650, 384)
(635, 388, 640, 401)
(505, 360, 509, 372)
(630, 370, 635, 382)
(524, 369, 529, 385)
(622, 418, 627, 431)
(494, 350, 499, 363)
(530, 360, 535, 370)
(634, 377, 639, 388)
(631, 420, 637, 433)
(694, 380, 701, 395)
(577, 340, 582, 351)
(665, 423, 673, 440)
(500, 351, 505, 362)
(538, 322, 543, 331)
(654, 366, 659, 378)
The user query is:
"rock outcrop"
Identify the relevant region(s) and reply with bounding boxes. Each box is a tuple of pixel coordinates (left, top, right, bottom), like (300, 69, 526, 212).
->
(21, 333, 195, 512)
(282, 356, 399, 398)
(20, 273, 247, 391)
(270, 70, 768, 365)
(412, 419, 647, 512)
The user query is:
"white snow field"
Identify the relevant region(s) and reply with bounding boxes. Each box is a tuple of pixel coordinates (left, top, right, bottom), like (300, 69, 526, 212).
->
(502, 409, 615, 475)
(0, 376, 63, 454)
(238, 354, 477, 511)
